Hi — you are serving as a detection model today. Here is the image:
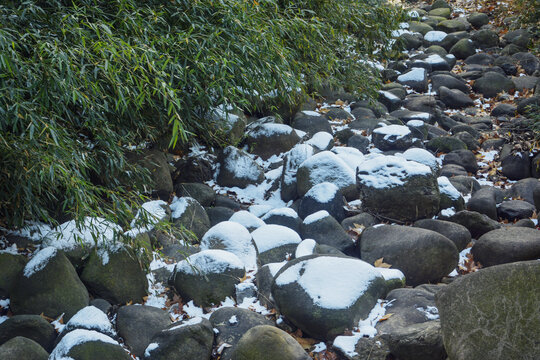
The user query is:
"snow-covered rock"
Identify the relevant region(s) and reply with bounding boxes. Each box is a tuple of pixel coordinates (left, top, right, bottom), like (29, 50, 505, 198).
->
(251, 225, 302, 265)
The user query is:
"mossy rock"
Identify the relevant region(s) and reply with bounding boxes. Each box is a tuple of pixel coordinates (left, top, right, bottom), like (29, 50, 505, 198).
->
(0, 337, 48, 360)
(171, 197, 211, 242)
(427, 136, 467, 153)
(80, 248, 148, 305)
(0, 253, 27, 294)
(428, 8, 451, 19)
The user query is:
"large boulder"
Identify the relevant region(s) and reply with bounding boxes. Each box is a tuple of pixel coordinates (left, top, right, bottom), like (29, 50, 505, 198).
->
(245, 123, 301, 160)
(231, 325, 310, 360)
(413, 219, 471, 251)
(298, 182, 345, 221)
(144, 317, 214, 360)
(0, 337, 49, 360)
(297, 151, 357, 200)
(280, 144, 315, 202)
(300, 211, 356, 255)
(472, 72, 515, 98)
(0, 315, 57, 352)
(436, 261, 540, 360)
(10, 247, 89, 321)
(357, 155, 440, 222)
(251, 225, 302, 265)
(170, 197, 210, 241)
(0, 253, 26, 295)
(80, 247, 148, 305)
(360, 225, 458, 286)
(49, 329, 131, 360)
(172, 249, 245, 306)
(272, 255, 387, 340)
(217, 146, 264, 188)
(471, 227, 540, 267)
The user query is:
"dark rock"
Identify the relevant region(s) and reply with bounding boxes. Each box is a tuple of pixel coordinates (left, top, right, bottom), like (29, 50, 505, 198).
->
(512, 52, 540, 75)
(448, 210, 501, 238)
(378, 91, 402, 112)
(341, 213, 378, 231)
(51, 329, 130, 360)
(467, 187, 499, 220)
(449, 39, 476, 60)
(217, 146, 264, 188)
(347, 135, 370, 153)
(350, 106, 376, 120)
(403, 95, 438, 113)
(454, 132, 479, 150)
(516, 95, 540, 115)
(172, 197, 210, 241)
(471, 30, 499, 49)
(440, 164, 468, 177)
(413, 219, 471, 251)
(502, 151, 531, 180)
(300, 211, 355, 255)
(252, 225, 302, 265)
(261, 208, 302, 233)
(0, 315, 56, 352)
(400, 33, 424, 50)
(438, 86, 474, 109)
(429, 7, 451, 18)
(372, 124, 415, 151)
(464, 53, 495, 66)
(491, 103, 516, 116)
(397, 68, 428, 92)
(448, 175, 481, 195)
(0, 337, 48, 360)
(207, 206, 235, 227)
(431, 74, 469, 93)
(89, 299, 112, 315)
(281, 144, 315, 202)
(0, 253, 26, 295)
(291, 111, 332, 136)
(467, 12, 489, 28)
(173, 156, 214, 184)
(298, 182, 345, 222)
(427, 136, 467, 152)
(498, 200, 536, 221)
(472, 72, 515, 98)
(246, 123, 301, 160)
(442, 149, 478, 173)
(215, 195, 243, 210)
(436, 261, 540, 360)
(175, 183, 216, 207)
(127, 149, 173, 199)
(409, 21, 434, 35)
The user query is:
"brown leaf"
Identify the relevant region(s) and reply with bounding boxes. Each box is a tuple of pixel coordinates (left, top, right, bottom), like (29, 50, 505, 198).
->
(378, 313, 393, 322)
(374, 257, 392, 268)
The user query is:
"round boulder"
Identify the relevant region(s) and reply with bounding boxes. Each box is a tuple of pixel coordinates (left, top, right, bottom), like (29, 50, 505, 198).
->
(372, 125, 415, 151)
(170, 197, 210, 241)
(251, 225, 302, 265)
(217, 146, 264, 188)
(49, 329, 130, 360)
(0, 337, 48, 360)
(413, 219, 471, 251)
(298, 182, 345, 222)
(246, 123, 301, 160)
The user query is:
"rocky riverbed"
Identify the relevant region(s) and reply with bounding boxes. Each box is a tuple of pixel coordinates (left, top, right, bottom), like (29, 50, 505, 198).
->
(1, 0, 539, 359)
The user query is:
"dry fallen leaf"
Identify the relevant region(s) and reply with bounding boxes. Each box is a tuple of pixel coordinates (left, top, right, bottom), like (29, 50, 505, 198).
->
(378, 313, 394, 322)
(374, 257, 392, 268)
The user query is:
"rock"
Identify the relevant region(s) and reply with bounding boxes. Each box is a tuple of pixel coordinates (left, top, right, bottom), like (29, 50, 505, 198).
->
(372, 125, 415, 151)
(413, 219, 471, 251)
(217, 146, 264, 188)
(306, 131, 334, 152)
(512, 52, 540, 75)
(448, 210, 501, 238)
(502, 151, 531, 180)
(472, 72, 515, 98)
(296, 151, 357, 200)
(0, 253, 26, 295)
(229, 210, 265, 232)
(256, 262, 286, 308)
(171, 197, 210, 241)
(436, 260, 540, 360)
(498, 200, 536, 221)
(294, 239, 347, 258)
(516, 95, 540, 115)
(50, 329, 130, 360)
(173, 155, 213, 184)
(397, 68, 428, 92)
(360, 225, 458, 286)
(448, 175, 481, 195)
(0, 337, 49, 360)
(357, 155, 440, 222)
(454, 131, 479, 150)
(400, 147, 440, 174)
(59, 306, 115, 339)
(80, 248, 147, 305)
(89, 299, 112, 314)
(440, 164, 468, 177)
(252, 225, 302, 265)
(431, 0, 451, 9)
(467, 187, 499, 220)
(291, 111, 332, 136)
(0, 315, 56, 351)
(341, 213, 378, 231)
(403, 95, 437, 113)
(431, 74, 469, 93)
(438, 19, 469, 33)
(127, 149, 173, 199)
(210, 109, 246, 145)
(513, 75, 539, 91)
(438, 87, 474, 109)
(347, 134, 370, 153)
(423, 31, 448, 46)
(428, 7, 451, 18)
(333, 335, 392, 360)
(471, 30, 499, 49)
(298, 182, 345, 222)
(207, 206, 235, 227)
(175, 183, 216, 207)
(300, 211, 355, 255)
(471, 227, 540, 267)
(438, 175, 465, 210)
(467, 12, 489, 28)
(272, 255, 387, 340)
(245, 123, 301, 160)
(409, 21, 434, 35)
(400, 33, 424, 50)
(382, 321, 446, 360)
(231, 325, 310, 360)
(116, 305, 170, 358)
(378, 90, 403, 112)
(144, 317, 214, 360)
(281, 144, 315, 202)
(442, 149, 478, 173)
(449, 39, 476, 60)
(508, 178, 540, 205)
(426, 136, 467, 152)
(464, 53, 495, 66)
(210, 307, 274, 360)
(172, 250, 245, 306)
(261, 208, 302, 233)
(350, 106, 376, 120)
(10, 248, 88, 321)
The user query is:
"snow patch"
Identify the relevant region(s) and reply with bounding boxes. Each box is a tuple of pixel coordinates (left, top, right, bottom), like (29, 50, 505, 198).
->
(50, 329, 119, 360)
(295, 239, 317, 258)
(303, 210, 330, 225)
(251, 225, 302, 253)
(24, 247, 57, 277)
(175, 249, 245, 276)
(229, 210, 265, 230)
(304, 182, 339, 203)
(438, 176, 462, 200)
(357, 155, 432, 189)
(306, 132, 334, 151)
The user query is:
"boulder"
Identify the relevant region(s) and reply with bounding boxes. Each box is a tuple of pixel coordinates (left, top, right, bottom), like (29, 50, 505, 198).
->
(372, 125, 415, 151)
(467, 12, 489, 28)
(471, 30, 499, 49)
(0, 337, 48, 360)
(251, 225, 302, 265)
(175, 183, 216, 207)
(272, 255, 387, 340)
(126, 149, 173, 199)
(261, 207, 302, 233)
(497, 200, 536, 221)
(0, 315, 56, 351)
(448, 210, 501, 238)
(144, 317, 214, 360)
(170, 196, 210, 241)
(49, 329, 130, 360)
(431, 74, 469, 93)
(245, 123, 301, 159)
(397, 68, 428, 92)
(360, 225, 458, 286)
(10, 247, 89, 320)
(172, 250, 245, 306)
(442, 149, 478, 173)
(217, 146, 264, 188)
(0, 253, 26, 295)
(207, 206, 235, 227)
(426, 136, 467, 152)
(306, 131, 335, 152)
(449, 39, 476, 60)
(472, 72, 515, 98)
(298, 182, 345, 222)
(438, 176, 465, 211)
(280, 144, 315, 202)
(291, 111, 332, 136)
(436, 261, 540, 360)
(300, 211, 356, 255)
(502, 151, 531, 180)
(471, 227, 540, 267)
(357, 155, 440, 222)
(116, 305, 170, 358)
(80, 247, 148, 305)
(229, 210, 265, 232)
(231, 325, 310, 360)
(438, 87, 474, 109)
(59, 306, 115, 339)
(413, 219, 471, 251)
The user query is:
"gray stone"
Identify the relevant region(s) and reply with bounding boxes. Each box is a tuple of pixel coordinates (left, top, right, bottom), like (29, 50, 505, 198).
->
(217, 146, 264, 188)
(175, 183, 216, 207)
(449, 39, 476, 60)
(498, 200, 536, 221)
(427, 136, 468, 152)
(448, 175, 481, 195)
(246, 123, 301, 160)
(300, 212, 355, 255)
(298, 182, 345, 222)
(291, 112, 332, 136)
(413, 219, 471, 251)
(502, 151, 531, 180)
(439, 87, 474, 109)
(0, 315, 56, 352)
(397, 68, 428, 92)
(471, 30, 499, 49)
(473, 72, 515, 98)
(467, 187, 499, 220)
(448, 210, 501, 238)
(206, 206, 235, 227)
(467, 12, 489, 28)
(252, 225, 302, 265)
(127, 149, 173, 199)
(0, 253, 26, 295)
(280, 144, 315, 202)
(0, 337, 48, 360)
(52, 329, 130, 360)
(431, 74, 469, 93)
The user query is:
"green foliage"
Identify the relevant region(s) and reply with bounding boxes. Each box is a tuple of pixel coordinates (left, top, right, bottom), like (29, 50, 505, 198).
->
(0, 0, 403, 228)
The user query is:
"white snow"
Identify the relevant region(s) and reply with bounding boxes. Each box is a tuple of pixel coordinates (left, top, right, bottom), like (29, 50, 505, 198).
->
(357, 155, 432, 189)
(373, 124, 411, 141)
(251, 225, 302, 253)
(168, 316, 203, 331)
(406, 119, 425, 128)
(282, 144, 315, 187)
(298, 151, 356, 191)
(376, 268, 405, 281)
(0, 243, 18, 254)
(200, 221, 257, 270)
(295, 239, 317, 258)
(49, 329, 119, 360)
(306, 132, 334, 151)
(261, 207, 299, 221)
(4, 221, 52, 242)
(249, 123, 294, 138)
(438, 176, 462, 200)
(0, 299, 9, 308)
(302, 110, 321, 117)
(275, 257, 383, 309)
(43, 217, 122, 250)
(397, 67, 426, 83)
(304, 182, 339, 203)
(229, 210, 265, 230)
(228, 315, 238, 324)
(416, 306, 440, 320)
(249, 204, 273, 218)
(424, 31, 447, 42)
(313, 342, 327, 352)
(24, 247, 57, 277)
(265, 261, 288, 277)
(145, 343, 159, 357)
(303, 210, 330, 225)
(425, 54, 448, 65)
(170, 197, 197, 219)
(399, 148, 438, 173)
(63, 306, 115, 337)
(0, 316, 8, 324)
(441, 207, 456, 217)
(331, 147, 365, 172)
(175, 249, 245, 276)
(221, 146, 263, 182)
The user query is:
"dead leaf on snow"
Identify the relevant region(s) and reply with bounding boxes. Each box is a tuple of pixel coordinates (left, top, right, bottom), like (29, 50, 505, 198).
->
(374, 257, 392, 268)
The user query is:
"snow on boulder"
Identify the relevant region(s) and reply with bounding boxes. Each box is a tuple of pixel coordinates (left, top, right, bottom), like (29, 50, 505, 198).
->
(298, 182, 345, 222)
(397, 67, 428, 92)
(245, 123, 301, 160)
(423, 30, 447, 45)
(170, 196, 210, 240)
(357, 155, 440, 222)
(297, 151, 357, 200)
(438, 176, 465, 211)
(331, 147, 365, 173)
(295, 238, 345, 259)
(251, 225, 302, 265)
(272, 255, 387, 340)
(172, 249, 246, 307)
(217, 146, 264, 188)
(60, 306, 116, 338)
(372, 124, 415, 151)
(306, 131, 335, 151)
(399, 147, 440, 174)
(280, 144, 315, 202)
(200, 221, 257, 269)
(124, 200, 170, 238)
(261, 207, 302, 233)
(229, 210, 266, 232)
(49, 329, 130, 360)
